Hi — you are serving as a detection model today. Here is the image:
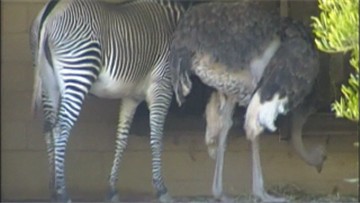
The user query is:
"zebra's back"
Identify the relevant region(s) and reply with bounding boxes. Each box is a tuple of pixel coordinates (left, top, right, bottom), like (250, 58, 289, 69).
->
(37, 0, 184, 99)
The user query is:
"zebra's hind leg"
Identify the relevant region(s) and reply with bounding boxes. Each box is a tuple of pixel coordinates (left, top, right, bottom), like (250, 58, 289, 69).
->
(44, 130, 56, 201)
(52, 80, 97, 202)
(40, 90, 59, 201)
(147, 85, 173, 203)
(51, 95, 83, 203)
(106, 98, 140, 202)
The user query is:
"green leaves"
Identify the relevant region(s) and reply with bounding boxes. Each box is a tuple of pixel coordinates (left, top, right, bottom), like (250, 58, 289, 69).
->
(312, 0, 359, 121)
(312, 0, 358, 52)
(332, 78, 358, 121)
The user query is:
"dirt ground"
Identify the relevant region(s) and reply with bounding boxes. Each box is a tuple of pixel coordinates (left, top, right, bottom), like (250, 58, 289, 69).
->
(2, 113, 358, 203)
(87, 184, 358, 203)
(175, 184, 359, 203)
(114, 188, 358, 202)
(3, 186, 358, 203)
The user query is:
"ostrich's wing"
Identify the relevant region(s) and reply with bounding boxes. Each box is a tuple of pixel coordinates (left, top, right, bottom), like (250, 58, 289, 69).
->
(258, 34, 319, 110)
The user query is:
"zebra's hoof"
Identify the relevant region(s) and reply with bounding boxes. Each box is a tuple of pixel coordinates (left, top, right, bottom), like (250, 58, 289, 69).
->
(54, 193, 71, 203)
(210, 195, 235, 203)
(159, 192, 174, 203)
(106, 190, 120, 202)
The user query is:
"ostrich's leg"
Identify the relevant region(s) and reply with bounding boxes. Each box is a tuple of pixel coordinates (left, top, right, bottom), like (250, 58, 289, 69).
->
(212, 126, 228, 200)
(212, 104, 235, 200)
(244, 91, 287, 202)
(205, 92, 236, 201)
(205, 92, 229, 159)
(251, 136, 287, 202)
(205, 92, 222, 160)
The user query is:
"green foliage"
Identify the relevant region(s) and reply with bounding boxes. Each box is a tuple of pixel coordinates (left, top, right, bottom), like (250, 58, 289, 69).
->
(312, 0, 359, 121)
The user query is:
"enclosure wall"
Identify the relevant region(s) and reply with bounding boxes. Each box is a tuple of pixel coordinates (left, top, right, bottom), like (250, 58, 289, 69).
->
(1, 0, 358, 201)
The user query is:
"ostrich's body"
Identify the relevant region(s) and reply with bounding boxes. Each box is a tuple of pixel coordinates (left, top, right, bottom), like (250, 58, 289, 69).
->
(171, 2, 282, 105)
(170, 2, 323, 202)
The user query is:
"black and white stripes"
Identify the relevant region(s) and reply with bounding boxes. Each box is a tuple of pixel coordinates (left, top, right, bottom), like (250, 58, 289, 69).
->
(31, 0, 184, 202)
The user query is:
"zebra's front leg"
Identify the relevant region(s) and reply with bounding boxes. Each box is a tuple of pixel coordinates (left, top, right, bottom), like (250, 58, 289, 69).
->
(147, 87, 173, 203)
(106, 98, 140, 202)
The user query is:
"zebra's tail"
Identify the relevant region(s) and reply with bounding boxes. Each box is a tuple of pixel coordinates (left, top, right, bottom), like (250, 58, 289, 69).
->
(31, 67, 42, 117)
(30, 0, 61, 117)
(29, 6, 44, 117)
(169, 47, 193, 106)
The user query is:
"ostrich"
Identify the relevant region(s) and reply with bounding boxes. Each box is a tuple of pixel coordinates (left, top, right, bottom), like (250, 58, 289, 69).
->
(170, 1, 325, 202)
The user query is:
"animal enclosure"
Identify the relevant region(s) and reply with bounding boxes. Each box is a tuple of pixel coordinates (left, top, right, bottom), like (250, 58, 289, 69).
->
(1, 0, 358, 202)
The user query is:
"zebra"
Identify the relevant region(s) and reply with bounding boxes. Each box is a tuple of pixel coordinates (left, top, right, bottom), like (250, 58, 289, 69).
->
(30, 0, 184, 202)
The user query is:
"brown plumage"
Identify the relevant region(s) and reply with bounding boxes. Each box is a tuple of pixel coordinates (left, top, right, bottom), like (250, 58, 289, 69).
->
(169, 1, 323, 202)
(170, 1, 282, 105)
(171, 1, 280, 69)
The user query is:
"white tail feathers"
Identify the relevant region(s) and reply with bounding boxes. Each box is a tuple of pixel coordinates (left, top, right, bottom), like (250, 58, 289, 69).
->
(245, 91, 288, 141)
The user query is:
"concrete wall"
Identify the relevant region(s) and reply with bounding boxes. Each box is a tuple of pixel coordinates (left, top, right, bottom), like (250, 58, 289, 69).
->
(1, 0, 358, 202)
